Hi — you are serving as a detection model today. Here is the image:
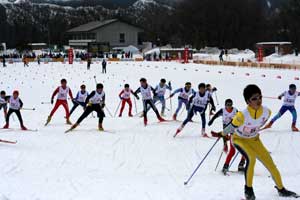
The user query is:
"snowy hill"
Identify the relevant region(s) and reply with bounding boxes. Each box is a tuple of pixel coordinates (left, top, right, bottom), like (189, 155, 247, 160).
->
(0, 61, 299, 199)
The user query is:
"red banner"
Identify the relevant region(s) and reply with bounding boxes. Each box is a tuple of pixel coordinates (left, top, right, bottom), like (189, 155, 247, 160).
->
(258, 47, 263, 62)
(184, 47, 189, 63)
(68, 48, 74, 64)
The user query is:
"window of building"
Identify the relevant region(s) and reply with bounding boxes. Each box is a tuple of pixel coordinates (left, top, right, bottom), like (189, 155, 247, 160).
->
(119, 33, 125, 43)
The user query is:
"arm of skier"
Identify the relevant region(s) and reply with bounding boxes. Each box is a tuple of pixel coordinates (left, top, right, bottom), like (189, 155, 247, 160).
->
(208, 109, 223, 126)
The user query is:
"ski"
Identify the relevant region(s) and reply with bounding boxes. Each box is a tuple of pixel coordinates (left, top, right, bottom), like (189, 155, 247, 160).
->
(0, 139, 17, 144)
(65, 129, 116, 134)
(0, 128, 37, 132)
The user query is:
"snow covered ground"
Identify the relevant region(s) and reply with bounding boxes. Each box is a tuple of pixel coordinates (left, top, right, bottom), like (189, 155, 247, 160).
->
(0, 61, 300, 200)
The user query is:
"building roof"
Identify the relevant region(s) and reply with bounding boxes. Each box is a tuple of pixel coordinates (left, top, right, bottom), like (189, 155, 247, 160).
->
(256, 42, 292, 45)
(67, 19, 142, 33)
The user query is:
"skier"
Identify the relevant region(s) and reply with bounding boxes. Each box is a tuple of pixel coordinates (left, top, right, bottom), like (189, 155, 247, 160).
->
(263, 84, 300, 131)
(23, 56, 29, 67)
(219, 49, 224, 62)
(45, 79, 73, 126)
(170, 82, 196, 120)
(69, 84, 88, 117)
(87, 56, 91, 70)
(206, 84, 217, 116)
(223, 84, 298, 200)
(2, 56, 6, 67)
(102, 59, 107, 74)
(3, 90, 27, 130)
(118, 84, 138, 117)
(37, 56, 41, 65)
(67, 83, 106, 132)
(0, 90, 8, 118)
(134, 78, 165, 126)
(174, 83, 215, 137)
(146, 79, 172, 116)
(208, 99, 245, 174)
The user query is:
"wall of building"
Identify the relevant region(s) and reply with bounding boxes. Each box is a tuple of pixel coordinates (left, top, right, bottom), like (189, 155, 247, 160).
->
(93, 21, 140, 47)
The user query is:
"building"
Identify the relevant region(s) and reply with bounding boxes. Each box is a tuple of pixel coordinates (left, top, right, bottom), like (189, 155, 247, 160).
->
(66, 19, 143, 50)
(255, 42, 293, 57)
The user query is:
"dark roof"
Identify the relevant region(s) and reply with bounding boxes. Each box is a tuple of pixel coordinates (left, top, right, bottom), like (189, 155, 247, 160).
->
(67, 19, 142, 33)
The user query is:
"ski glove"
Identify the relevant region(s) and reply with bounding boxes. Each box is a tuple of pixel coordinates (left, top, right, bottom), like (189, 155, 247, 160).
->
(211, 106, 216, 112)
(223, 122, 237, 136)
(212, 87, 217, 92)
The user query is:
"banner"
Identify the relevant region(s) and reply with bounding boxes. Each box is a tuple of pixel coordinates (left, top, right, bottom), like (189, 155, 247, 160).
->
(68, 48, 74, 64)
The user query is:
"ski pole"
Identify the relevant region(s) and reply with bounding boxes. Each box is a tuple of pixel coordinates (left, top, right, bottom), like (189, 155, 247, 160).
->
(169, 92, 172, 114)
(22, 108, 36, 111)
(41, 102, 51, 104)
(214, 92, 219, 105)
(184, 137, 221, 185)
(0, 139, 17, 144)
(104, 106, 113, 117)
(263, 96, 278, 99)
(214, 150, 224, 171)
(114, 100, 122, 117)
(229, 152, 240, 170)
(134, 97, 138, 114)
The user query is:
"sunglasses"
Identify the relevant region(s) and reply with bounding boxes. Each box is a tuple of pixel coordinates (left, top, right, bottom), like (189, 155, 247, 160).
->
(250, 95, 262, 101)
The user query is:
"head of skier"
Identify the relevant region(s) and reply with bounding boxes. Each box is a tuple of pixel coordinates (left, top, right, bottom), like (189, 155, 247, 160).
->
(243, 84, 262, 110)
(206, 84, 212, 91)
(96, 83, 103, 93)
(140, 78, 147, 88)
(0, 90, 5, 98)
(124, 84, 130, 91)
(61, 79, 67, 88)
(13, 90, 19, 99)
(80, 84, 86, 93)
(159, 78, 166, 87)
(184, 82, 192, 91)
(225, 99, 233, 111)
(198, 83, 206, 94)
(289, 84, 296, 95)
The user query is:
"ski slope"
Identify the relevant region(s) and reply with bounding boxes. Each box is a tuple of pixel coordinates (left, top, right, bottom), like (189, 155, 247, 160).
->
(0, 61, 299, 200)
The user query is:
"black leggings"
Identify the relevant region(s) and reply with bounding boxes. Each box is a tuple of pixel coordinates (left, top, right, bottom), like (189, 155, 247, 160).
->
(76, 104, 105, 124)
(6, 109, 23, 126)
(69, 101, 86, 116)
(143, 99, 160, 119)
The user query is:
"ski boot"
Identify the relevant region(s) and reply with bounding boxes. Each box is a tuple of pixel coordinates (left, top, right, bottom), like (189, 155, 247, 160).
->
(66, 118, 72, 125)
(263, 121, 273, 130)
(201, 128, 209, 138)
(222, 163, 229, 175)
(174, 125, 184, 138)
(238, 160, 246, 172)
(144, 117, 148, 126)
(21, 125, 27, 131)
(3, 123, 9, 129)
(291, 124, 299, 132)
(245, 186, 255, 200)
(98, 123, 104, 131)
(65, 123, 78, 133)
(160, 111, 165, 117)
(128, 113, 133, 117)
(158, 116, 166, 122)
(45, 116, 51, 126)
(275, 186, 298, 197)
(172, 113, 177, 120)
(118, 113, 122, 117)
